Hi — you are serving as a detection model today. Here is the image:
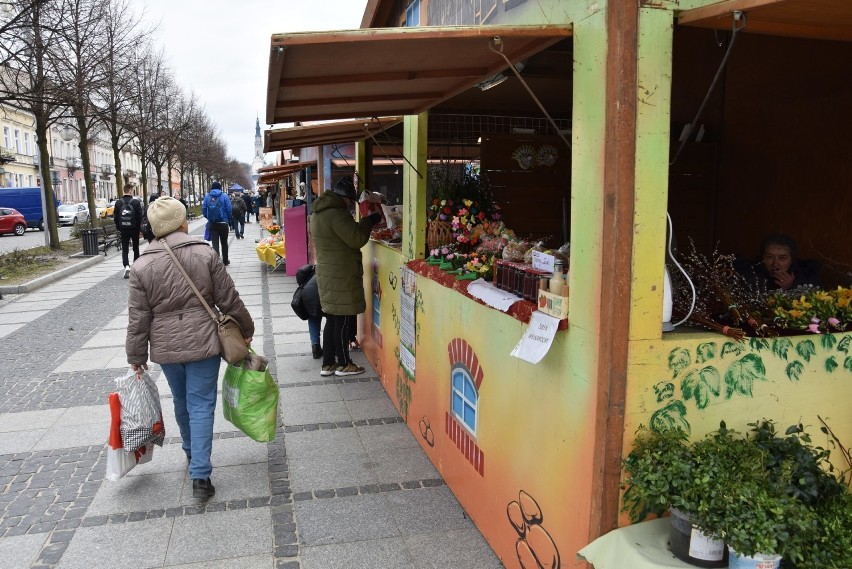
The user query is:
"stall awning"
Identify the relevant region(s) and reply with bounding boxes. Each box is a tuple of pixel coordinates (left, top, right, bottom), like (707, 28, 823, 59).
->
(257, 160, 316, 184)
(264, 117, 402, 153)
(679, 0, 852, 42)
(266, 24, 571, 124)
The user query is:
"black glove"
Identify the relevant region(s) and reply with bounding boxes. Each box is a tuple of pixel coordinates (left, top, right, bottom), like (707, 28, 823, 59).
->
(366, 212, 382, 226)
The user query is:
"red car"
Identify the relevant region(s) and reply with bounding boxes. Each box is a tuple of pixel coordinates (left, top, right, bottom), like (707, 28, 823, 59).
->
(0, 207, 27, 236)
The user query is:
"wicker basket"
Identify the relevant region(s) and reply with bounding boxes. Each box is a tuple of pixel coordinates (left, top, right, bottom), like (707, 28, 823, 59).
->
(427, 221, 454, 250)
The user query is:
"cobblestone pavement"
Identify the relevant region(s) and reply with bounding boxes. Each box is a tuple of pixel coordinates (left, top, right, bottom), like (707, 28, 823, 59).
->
(0, 221, 501, 568)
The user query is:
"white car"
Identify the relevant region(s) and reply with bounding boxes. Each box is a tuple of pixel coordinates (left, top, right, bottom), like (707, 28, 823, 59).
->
(57, 203, 90, 225)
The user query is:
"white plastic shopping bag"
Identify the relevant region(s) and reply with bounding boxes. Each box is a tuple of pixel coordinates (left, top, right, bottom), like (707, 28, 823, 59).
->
(105, 391, 155, 481)
(114, 368, 165, 452)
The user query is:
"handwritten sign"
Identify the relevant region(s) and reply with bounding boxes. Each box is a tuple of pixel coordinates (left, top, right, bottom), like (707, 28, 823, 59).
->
(510, 311, 560, 364)
(532, 250, 555, 273)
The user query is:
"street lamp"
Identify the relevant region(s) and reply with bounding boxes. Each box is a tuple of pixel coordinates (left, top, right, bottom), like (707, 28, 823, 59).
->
(59, 123, 76, 142)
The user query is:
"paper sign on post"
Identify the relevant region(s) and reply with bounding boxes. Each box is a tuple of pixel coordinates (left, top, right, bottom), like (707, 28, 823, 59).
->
(531, 250, 556, 273)
(510, 311, 560, 364)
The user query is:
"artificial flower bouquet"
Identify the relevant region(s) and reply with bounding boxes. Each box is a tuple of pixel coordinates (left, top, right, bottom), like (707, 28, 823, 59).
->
(266, 224, 281, 235)
(767, 286, 852, 333)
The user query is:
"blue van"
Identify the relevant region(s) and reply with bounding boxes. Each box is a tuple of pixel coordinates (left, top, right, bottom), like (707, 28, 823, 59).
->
(0, 187, 59, 231)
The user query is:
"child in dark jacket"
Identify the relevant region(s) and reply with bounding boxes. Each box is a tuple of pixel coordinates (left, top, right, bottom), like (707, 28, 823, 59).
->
(292, 265, 324, 358)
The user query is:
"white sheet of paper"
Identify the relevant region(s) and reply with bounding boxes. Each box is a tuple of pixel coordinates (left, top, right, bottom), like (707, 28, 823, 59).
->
(467, 278, 521, 312)
(511, 311, 560, 364)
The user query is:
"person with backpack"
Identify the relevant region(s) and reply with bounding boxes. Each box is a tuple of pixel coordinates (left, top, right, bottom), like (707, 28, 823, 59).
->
(230, 191, 246, 239)
(114, 183, 144, 279)
(291, 264, 324, 359)
(139, 192, 160, 244)
(202, 181, 232, 265)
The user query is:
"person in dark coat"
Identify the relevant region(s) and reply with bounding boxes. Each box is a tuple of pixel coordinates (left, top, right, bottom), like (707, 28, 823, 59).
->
(292, 264, 324, 359)
(736, 234, 821, 291)
(230, 192, 246, 239)
(310, 176, 381, 376)
(242, 192, 253, 224)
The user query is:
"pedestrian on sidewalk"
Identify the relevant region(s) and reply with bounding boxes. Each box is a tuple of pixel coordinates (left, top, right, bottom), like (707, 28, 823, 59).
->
(126, 196, 254, 500)
(242, 191, 253, 224)
(252, 192, 261, 222)
(202, 181, 232, 265)
(230, 191, 246, 239)
(113, 182, 143, 279)
(291, 264, 324, 359)
(310, 176, 381, 377)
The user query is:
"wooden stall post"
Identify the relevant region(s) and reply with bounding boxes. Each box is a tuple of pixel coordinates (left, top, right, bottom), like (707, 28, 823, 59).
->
(402, 112, 427, 261)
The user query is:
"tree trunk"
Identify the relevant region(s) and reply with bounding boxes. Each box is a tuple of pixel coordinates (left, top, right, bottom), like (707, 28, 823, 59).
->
(35, 118, 60, 248)
(111, 133, 123, 196)
(76, 115, 97, 229)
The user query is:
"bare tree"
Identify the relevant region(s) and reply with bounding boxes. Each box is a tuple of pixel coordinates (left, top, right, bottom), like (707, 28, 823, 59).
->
(0, 1, 47, 76)
(50, 0, 112, 227)
(92, 0, 152, 196)
(0, 0, 66, 248)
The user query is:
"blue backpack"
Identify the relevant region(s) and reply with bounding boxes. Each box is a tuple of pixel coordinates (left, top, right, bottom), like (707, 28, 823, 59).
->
(206, 195, 225, 223)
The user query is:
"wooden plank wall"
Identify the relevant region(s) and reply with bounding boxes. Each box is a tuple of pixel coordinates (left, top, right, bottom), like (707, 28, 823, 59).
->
(481, 133, 570, 248)
(670, 28, 852, 286)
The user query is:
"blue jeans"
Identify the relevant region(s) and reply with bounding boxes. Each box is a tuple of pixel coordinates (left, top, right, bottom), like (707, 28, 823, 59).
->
(308, 316, 322, 345)
(160, 355, 221, 479)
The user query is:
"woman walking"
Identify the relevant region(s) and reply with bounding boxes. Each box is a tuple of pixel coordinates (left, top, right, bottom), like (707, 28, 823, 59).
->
(125, 197, 254, 499)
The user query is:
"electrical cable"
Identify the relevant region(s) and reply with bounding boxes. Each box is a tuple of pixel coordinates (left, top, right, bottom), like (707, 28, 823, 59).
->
(366, 117, 423, 179)
(670, 11, 746, 166)
(668, 211, 696, 328)
(487, 37, 571, 149)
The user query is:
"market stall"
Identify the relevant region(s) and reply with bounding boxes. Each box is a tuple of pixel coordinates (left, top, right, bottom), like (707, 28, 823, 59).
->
(266, 3, 852, 567)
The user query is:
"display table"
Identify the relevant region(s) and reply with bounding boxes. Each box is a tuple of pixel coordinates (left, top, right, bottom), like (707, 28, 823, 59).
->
(578, 519, 697, 568)
(256, 239, 286, 271)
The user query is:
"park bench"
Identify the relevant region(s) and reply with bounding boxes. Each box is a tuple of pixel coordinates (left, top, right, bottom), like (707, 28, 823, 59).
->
(97, 225, 120, 256)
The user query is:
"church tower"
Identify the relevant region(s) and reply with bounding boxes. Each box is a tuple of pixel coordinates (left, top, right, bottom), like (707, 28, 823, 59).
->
(254, 117, 263, 160)
(251, 116, 265, 188)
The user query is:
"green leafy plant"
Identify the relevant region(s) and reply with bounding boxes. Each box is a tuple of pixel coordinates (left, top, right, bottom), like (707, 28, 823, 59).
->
(621, 426, 693, 522)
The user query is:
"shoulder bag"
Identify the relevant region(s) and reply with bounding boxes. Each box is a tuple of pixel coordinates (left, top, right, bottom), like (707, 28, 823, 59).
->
(161, 239, 249, 364)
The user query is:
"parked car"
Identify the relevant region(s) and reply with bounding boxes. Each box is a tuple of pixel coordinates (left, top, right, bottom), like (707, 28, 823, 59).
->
(0, 187, 59, 230)
(0, 207, 27, 236)
(57, 203, 90, 225)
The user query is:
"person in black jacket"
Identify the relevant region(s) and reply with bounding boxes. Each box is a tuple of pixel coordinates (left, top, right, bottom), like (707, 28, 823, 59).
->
(242, 191, 253, 224)
(291, 264, 324, 358)
(113, 183, 143, 279)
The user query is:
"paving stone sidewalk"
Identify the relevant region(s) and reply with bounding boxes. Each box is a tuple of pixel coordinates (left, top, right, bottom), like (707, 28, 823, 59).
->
(0, 220, 502, 569)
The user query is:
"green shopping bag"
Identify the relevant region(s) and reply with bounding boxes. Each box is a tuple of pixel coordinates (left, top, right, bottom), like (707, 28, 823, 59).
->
(221, 356, 279, 442)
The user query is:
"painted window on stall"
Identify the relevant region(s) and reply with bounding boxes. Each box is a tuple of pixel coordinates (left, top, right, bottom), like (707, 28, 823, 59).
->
(451, 365, 477, 434)
(405, 0, 420, 27)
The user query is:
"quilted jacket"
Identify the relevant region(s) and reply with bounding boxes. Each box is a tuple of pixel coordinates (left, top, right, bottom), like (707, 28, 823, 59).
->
(309, 192, 375, 315)
(126, 231, 254, 365)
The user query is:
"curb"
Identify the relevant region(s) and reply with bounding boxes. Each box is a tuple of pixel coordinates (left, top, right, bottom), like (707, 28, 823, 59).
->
(0, 254, 105, 295)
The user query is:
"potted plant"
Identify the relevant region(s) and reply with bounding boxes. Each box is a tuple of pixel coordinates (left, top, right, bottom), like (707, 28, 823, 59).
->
(622, 426, 730, 567)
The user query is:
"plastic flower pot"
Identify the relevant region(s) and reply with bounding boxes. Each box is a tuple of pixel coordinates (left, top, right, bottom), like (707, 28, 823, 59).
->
(726, 547, 781, 569)
(669, 507, 728, 568)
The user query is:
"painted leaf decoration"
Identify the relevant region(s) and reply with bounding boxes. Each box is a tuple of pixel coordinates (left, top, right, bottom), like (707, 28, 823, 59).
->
(749, 338, 769, 351)
(837, 335, 851, 354)
(649, 400, 690, 434)
(821, 334, 838, 350)
(725, 354, 767, 399)
(786, 361, 804, 382)
(772, 338, 793, 361)
(795, 339, 817, 363)
(682, 366, 721, 410)
(667, 348, 691, 378)
(825, 356, 838, 373)
(721, 341, 744, 359)
(844, 356, 852, 372)
(696, 342, 717, 363)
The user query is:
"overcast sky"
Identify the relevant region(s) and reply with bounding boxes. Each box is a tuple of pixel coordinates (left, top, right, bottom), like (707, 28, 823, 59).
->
(130, 0, 368, 165)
